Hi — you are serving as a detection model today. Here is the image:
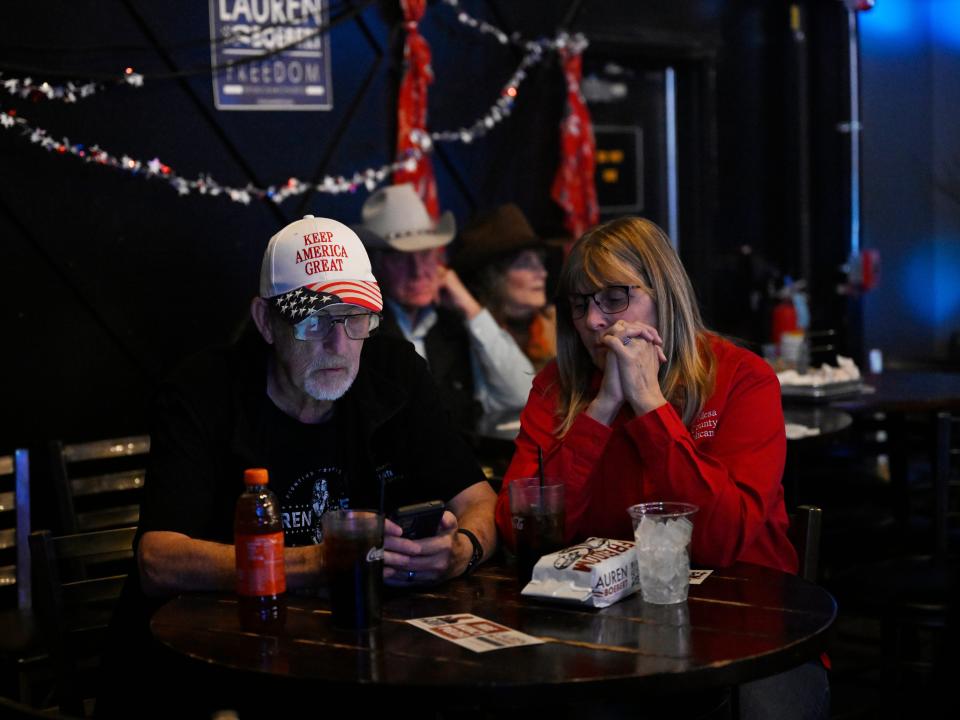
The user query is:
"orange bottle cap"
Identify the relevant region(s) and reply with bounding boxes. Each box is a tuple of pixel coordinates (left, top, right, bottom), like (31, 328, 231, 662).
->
(244, 468, 269, 486)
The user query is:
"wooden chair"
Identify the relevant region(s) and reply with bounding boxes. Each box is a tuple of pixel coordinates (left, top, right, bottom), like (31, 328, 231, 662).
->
(28, 527, 136, 718)
(49, 436, 149, 534)
(788, 504, 823, 583)
(0, 449, 44, 704)
(1, 449, 31, 609)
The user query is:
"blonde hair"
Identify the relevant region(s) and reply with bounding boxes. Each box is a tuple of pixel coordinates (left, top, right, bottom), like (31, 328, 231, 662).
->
(555, 217, 715, 435)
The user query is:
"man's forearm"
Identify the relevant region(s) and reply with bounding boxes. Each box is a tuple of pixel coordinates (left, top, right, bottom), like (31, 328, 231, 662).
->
(138, 530, 324, 597)
(138, 531, 233, 596)
(447, 481, 498, 577)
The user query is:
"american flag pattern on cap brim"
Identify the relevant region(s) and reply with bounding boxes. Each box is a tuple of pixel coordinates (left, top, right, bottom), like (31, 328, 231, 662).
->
(311, 280, 382, 312)
(271, 281, 382, 323)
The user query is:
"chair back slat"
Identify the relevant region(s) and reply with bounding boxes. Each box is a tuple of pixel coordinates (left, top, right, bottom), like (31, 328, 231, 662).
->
(50, 436, 149, 534)
(62, 576, 128, 608)
(71, 469, 145, 497)
(0, 527, 15, 550)
(43, 527, 136, 562)
(60, 436, 150, 463)
(75, 507, 140, 533)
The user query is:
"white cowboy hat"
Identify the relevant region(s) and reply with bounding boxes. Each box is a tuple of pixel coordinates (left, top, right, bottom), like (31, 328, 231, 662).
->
(354, 183, 456, 252)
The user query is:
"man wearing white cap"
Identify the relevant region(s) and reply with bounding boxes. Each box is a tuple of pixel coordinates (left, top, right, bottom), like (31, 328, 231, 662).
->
(127, 215, 495, 606)
(356, 184, 534, 430)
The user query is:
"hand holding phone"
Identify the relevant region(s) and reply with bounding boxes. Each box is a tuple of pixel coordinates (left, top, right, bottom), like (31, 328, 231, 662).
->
(390, 500, 446, 539)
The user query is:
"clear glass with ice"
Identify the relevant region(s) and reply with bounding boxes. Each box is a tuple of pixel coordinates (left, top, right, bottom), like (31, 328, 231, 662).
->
(627, 502, 698, 604)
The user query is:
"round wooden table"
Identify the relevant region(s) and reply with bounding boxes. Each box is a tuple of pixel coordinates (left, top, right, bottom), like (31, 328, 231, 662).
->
(151, 561, 835, 715)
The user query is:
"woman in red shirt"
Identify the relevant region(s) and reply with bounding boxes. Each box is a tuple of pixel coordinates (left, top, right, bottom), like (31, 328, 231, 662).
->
(495, 216, 797, 574)
(495, 217, 827, 718)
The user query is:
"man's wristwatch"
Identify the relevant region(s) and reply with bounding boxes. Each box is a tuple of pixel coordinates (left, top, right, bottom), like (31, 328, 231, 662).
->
(457, 528, 483, 575)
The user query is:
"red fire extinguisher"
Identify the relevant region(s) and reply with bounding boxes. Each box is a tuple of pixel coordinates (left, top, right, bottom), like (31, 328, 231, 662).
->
(771, 279, 798, 345)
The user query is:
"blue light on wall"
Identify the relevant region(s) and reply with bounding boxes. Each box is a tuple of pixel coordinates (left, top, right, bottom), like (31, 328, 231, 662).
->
(930, 0, 960, 49)
(902, 238, 960, 326)
(859, 0, 926, 51)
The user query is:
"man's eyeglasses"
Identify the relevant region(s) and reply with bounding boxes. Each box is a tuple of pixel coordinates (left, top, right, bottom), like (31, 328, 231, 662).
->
(292, 312, 381, 341)
(568, 286, 643, 320)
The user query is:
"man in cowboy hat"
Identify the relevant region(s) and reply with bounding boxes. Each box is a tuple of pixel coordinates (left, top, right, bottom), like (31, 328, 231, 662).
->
(100, 215, 496, 715)
(356, 184, 534, 430)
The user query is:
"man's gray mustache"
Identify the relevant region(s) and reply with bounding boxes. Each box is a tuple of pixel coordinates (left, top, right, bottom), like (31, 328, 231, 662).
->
(312, 357, 349, 369)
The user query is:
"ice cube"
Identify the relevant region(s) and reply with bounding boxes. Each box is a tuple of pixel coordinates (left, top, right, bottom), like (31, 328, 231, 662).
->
(662, 516, 693, 547)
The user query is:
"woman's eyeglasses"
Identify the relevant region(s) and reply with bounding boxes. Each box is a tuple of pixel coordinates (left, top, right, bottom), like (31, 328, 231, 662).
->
(292, 312, 381, 341)
(568, 286, 642, 319)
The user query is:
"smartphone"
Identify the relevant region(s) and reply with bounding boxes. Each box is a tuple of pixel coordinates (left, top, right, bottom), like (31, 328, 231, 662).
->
(391, 500, 446, 539)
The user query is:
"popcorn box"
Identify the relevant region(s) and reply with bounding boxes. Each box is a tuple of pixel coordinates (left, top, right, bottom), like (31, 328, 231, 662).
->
(521, 537, 641, 608)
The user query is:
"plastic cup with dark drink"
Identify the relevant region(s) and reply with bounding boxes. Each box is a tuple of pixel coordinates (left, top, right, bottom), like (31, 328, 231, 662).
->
(509, 478, 565, 585)
(322, 509, 384, 630)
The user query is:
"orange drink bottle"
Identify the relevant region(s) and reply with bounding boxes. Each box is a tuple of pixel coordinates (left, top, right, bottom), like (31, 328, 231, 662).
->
(235, 468, 286, 629)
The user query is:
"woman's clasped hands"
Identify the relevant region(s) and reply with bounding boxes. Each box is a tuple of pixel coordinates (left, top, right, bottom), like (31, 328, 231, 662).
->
(588, 320, 668, 424)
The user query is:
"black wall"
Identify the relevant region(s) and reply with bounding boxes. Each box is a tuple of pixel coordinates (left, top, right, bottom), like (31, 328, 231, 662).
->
(1, 0, 854, 448)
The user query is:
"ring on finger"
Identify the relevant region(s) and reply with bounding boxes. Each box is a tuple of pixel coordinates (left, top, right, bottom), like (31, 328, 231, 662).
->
(622, 336, 632, 346)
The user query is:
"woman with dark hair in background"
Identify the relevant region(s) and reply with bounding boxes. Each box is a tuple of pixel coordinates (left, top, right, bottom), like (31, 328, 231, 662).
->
(455, 204, 556, 375)
(495, 216, 828, 720)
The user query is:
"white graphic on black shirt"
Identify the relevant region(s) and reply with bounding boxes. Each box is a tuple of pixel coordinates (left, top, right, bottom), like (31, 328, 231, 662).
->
(310, 476, 330, 543)
(280, 466, 343, 545)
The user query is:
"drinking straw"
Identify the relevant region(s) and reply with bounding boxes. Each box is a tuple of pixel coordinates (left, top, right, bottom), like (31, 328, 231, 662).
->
(537, 446, 545, 490)
(537, 446, 545, 513)
(378, 466, 386, 517)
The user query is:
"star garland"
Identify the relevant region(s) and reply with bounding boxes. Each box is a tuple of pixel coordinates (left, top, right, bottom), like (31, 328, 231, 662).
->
(1, 68, 143, 103)
(0, 4, 588, 205)
(0, 103, 427, 203)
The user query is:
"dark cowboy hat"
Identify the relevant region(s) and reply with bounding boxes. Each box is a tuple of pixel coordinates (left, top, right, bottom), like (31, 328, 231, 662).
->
(453, 203, 545, 278)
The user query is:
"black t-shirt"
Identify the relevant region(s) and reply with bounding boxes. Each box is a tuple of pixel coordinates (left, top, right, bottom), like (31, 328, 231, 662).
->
(134, 332, 486, 546)
(262, 401, 346, 546)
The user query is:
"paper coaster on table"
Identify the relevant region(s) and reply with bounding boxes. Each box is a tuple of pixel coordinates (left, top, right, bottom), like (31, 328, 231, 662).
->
(689, 569, 713, 585)
(407, 613, 543, 653)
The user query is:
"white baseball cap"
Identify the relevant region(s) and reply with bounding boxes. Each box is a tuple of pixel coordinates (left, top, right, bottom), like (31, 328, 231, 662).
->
(260, 215, 383, 322)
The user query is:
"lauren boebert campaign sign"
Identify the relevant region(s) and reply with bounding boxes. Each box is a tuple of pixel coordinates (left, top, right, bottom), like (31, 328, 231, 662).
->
(210, 0, 332, 111)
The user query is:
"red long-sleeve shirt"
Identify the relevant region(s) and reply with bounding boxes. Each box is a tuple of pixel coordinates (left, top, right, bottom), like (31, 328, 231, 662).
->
(496, 335, 798, 574)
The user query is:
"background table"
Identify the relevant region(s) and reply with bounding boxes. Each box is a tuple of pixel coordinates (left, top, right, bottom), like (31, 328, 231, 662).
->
(832, 371, 960, 414)
(830, 370, 960, 532)
(151, 561, 835, 715)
